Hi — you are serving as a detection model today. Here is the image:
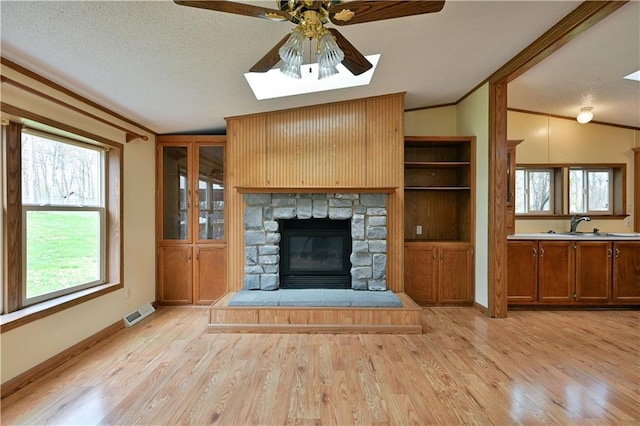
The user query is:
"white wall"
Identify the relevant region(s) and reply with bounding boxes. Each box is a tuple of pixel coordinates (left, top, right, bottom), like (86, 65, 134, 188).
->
(0, 65, 156, 383)
(508, 110, 639, 233)
(456, 84, 490, 309)
(405, 106, 457, 136)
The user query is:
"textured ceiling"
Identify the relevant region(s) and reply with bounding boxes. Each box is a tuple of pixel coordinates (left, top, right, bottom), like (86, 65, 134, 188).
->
(508, 1, 640, 129)
(1, 1, 638, 134)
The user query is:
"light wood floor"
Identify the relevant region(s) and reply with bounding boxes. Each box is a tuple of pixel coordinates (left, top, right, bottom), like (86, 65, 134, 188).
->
(2, 306, 638, 425)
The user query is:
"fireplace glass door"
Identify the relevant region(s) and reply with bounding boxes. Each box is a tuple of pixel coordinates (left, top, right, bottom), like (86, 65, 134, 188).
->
(279, 219, 351, 288)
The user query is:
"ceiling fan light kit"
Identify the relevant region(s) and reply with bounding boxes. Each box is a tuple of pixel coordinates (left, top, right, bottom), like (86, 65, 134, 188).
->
(279, 29, 305, 70)
(577, 107, 593, 124)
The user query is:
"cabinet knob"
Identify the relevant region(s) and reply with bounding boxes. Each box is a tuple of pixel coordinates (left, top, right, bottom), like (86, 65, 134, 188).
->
(532, 247, 537, 257)
(539, 247, 545, 257)
(615, 248, 620, 258)
(608, 248, 612, 258)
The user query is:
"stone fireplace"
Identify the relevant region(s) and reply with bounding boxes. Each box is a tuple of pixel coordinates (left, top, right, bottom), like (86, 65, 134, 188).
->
(243, 193, 387, 291)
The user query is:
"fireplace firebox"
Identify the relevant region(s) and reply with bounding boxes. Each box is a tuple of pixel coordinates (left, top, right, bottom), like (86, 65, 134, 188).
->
(279, 218, 352, 289)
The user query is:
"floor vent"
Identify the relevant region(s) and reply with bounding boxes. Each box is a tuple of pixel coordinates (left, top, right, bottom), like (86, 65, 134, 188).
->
(123, 303, 155, 327)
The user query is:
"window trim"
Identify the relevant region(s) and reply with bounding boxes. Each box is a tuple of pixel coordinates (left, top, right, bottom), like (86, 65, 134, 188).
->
(1, 119, 123, 333)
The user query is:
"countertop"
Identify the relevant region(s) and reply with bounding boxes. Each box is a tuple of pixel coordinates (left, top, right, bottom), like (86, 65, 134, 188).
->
(508, 232, 640, 241)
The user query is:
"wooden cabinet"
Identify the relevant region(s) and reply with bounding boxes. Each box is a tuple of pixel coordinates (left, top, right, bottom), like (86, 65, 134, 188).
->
(156, 136, 226, 305)
(405, 244, 438, 304)
(405, 243, 473, 305)
(612, 242, 640, 303)
(538, 241, 575, 302)
(508, 239, 635, 306)
(158, 246, 193, 304)
(438, 245, 474, 304)
(506, 240, 538, 303)
(505, 139, 523, 235)
(575, 241, 612, 302)
(194, 245, 227, 305)
(403, 136, 475, 305)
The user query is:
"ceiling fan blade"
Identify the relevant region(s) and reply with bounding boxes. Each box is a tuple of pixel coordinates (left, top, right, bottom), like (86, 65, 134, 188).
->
(328, 28, 372, 76)
(173, 1, 290, 21)
(329, 1, 445, 26)
(248, 34, 290, 73)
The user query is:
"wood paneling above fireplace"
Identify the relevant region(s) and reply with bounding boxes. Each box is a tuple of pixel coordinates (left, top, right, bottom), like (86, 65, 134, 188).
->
(226, 93, 404, 189)
(226, 93, 405, 292)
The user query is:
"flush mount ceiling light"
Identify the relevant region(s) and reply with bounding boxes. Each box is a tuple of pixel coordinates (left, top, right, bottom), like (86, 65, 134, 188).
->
(576, 107, 593, 124)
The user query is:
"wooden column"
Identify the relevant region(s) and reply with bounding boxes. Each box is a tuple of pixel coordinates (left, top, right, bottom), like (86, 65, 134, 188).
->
(488, 81, 508, 318)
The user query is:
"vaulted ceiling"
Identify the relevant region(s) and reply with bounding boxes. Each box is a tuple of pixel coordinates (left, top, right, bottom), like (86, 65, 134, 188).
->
(1, 1, 638, 134)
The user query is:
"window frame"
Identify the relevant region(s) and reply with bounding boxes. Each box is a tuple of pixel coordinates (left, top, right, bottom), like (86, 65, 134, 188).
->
(515, 167, 555, 215)
(569, 167, 614, 215)
(1, 120, 123, 332)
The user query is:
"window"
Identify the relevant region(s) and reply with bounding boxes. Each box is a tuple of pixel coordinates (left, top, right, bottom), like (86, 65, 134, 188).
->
(2, 120, 122, 327)
(515, 168, 553, 214)
(21, 131, 106, 306)
(569, 168, 613, 214)
(515, 164, 625, 217)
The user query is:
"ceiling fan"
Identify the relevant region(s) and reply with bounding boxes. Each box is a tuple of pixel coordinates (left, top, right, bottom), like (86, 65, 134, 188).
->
(174, 1, 445, 79)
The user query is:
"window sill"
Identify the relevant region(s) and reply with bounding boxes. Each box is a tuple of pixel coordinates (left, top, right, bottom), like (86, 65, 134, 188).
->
(0, 282, 123, 333)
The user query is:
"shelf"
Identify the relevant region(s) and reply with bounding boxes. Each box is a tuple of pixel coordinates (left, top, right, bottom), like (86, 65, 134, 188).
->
(404, 161, 470, 168)
(405, 186, 470, 191)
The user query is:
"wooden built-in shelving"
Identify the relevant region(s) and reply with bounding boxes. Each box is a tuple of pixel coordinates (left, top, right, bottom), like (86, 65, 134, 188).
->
(403, 136, 476, 306)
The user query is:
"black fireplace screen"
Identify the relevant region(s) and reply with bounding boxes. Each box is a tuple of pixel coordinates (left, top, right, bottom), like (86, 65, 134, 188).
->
(279, 218, 351, 288)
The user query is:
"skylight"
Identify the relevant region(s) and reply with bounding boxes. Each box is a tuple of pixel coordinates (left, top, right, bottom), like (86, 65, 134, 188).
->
(244, 54, 380, 100)
(623, 70, 640, 82)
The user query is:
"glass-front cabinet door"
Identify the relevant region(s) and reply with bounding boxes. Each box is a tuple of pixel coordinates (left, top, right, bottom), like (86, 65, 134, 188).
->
(195, 145, 225, 243)
(161, 144, 191, 241)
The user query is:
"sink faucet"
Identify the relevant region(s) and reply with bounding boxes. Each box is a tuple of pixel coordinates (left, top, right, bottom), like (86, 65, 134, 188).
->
(570, 214, 591, 232)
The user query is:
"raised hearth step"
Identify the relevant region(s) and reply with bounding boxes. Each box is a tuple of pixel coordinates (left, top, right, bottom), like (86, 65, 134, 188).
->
(228, 289, 402, 307)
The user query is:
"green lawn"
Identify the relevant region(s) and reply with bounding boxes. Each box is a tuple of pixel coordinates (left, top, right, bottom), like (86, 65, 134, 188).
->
(26, 211, 100, 298)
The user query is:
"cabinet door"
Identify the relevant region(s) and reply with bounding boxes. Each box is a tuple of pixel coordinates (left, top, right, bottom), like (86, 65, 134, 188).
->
(158, 246, 193, 304)
(158, 144, 191, 242)
(194, 144, 225, 243)
(439, 245, 473, 304)
(194, 246, 226, 305)
(575, 242, 611, 302)
(404, 244, 438, 304)
(538, 241, 575, 303)
(507, 241, 538, 303)
(612, 242, 640, 302)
